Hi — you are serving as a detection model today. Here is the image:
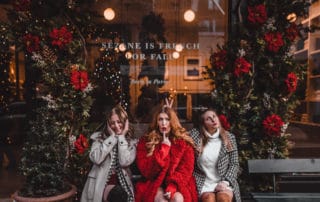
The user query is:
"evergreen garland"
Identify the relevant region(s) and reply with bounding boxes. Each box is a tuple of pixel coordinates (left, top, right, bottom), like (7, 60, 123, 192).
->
(204, 0, 313, 192)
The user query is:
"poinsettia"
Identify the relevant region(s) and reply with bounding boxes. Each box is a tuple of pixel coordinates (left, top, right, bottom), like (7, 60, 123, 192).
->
(247, 4, 268, 25)
(219, 114, 231, 130)
(49, 26, 73, 49)
(23, 34, 40, 53)
(264, 32, 284, 52)
(285, 23, 299, 42)
(234, 57, 252, 77)
(263, 114, 284, 137)
(70, 70, 89, 91)
(285, 72, 298, 93)
(210, 49, 227, 69)
(74, 134, 89, 154)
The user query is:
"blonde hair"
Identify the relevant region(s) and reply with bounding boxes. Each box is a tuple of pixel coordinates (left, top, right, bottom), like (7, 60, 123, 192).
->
(144, 106, 195, 156)
(105, 104, 134, 140)
(200, 109, 233, 152)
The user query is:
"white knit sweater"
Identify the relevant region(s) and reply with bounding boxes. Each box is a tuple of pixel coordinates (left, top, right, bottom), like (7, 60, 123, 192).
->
(198, 128, 222, 194)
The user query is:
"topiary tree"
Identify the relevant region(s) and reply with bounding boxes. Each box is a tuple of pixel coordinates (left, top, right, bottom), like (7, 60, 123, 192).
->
(204, 0, 313, 192)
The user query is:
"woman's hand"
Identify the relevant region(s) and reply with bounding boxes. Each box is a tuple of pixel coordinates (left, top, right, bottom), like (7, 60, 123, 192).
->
(162, 132, 171, 146)
(215, 181, 229, 191)
(164, 98, 173, 109)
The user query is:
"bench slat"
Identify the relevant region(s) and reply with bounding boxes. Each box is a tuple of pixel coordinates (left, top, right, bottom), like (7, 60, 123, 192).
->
(248, 159, 320, 173)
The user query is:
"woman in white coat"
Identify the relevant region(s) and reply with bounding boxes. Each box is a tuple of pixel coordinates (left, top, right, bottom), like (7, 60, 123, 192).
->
(81, 104, 137, 202)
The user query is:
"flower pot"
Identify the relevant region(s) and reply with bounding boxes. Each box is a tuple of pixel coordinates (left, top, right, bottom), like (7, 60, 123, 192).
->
(13, 184, 77, 202)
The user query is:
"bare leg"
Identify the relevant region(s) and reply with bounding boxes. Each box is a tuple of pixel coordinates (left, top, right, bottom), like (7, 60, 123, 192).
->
(201, 192, 216, 202)
(170, 192, 184, 202)
(155, 187, 169, 202)
(216, 190, 233, 202)
(102, 184, 116, 202)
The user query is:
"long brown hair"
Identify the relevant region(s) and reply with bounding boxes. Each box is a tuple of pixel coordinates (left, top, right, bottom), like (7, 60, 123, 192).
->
(104, 104, 134, 140)
(144, 106, 195, 156)
(200, 109, 233, 152)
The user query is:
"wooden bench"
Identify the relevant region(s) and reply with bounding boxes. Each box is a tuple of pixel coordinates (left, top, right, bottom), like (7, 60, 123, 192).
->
(247, 159, 320, 202)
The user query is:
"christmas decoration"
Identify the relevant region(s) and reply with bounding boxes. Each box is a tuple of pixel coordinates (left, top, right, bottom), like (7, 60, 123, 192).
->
(0, 23, 13, 114)
(7, 0, 96, 200)
(91, 34, 131, 121)
(204, 0, 313, 192)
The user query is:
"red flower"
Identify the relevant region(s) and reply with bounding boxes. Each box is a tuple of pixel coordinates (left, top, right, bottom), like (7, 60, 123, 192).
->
(285, 72, 298, 93)
(234, 57, 252, 77)
(74, 134, 89, 154)
(263, 114, 284, 137)
(248, 4, 268, 25)
(23, 34, 40, 53)
(264, 32, 284, 52)
(286, 23, 299, 42)
(219, 114, 231, 130)
(71, 70, 89, 91)
(49, 26, 73, 49)
(210, 49, 227, 69)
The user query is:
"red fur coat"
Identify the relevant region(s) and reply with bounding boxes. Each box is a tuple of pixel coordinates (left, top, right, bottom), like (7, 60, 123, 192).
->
(135, 136, 198, 202)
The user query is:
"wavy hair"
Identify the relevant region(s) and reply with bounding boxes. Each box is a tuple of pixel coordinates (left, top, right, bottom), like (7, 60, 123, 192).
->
(200, 108, 233, 152)
(144, 106, 195, 156)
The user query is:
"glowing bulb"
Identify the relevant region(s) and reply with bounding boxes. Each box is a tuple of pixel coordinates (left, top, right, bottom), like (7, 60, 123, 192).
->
(172, 51, 180, 59)
(125, 51, 132, 59)
(184, 10, 195, 22)
(104, 8, 115, 21)
(175, 43, 184, 52)
(286, 13, 297, 23)
(119, 43, 126, 52)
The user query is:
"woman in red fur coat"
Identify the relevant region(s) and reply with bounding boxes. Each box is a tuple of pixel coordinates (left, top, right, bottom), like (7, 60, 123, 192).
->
(135, 105, 198, 202)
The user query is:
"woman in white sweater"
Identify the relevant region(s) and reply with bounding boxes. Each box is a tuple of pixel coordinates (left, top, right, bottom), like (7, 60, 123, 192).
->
(189, 109, 241, 202)
(81, 104, 137, 202)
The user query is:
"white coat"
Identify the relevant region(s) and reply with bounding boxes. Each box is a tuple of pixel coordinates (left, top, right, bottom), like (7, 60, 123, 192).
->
(80, 132, 137, 202)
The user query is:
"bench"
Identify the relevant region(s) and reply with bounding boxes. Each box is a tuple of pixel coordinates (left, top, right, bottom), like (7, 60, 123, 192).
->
(247, 159, 320, 202)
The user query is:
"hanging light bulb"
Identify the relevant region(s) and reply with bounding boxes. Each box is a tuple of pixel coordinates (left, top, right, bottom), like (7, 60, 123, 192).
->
(172, 51, 180, 59)
(118, 43, 126, 52)
(175, 43, 184, 52)
(104, 8, 115, 21)
(184, 9, 195, 22)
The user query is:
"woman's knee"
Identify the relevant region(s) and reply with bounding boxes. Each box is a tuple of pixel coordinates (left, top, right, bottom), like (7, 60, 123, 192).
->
(201, 192, 215, 202)
(171, 192, 184, 202)
(216, 191, 233, 202)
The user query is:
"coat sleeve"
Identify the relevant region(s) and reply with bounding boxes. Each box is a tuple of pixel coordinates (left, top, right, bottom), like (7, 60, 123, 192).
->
(118, 135, 138, 167)
(136, 137, 170, 179)
(165, 141, 195, 189)
(221, 133, 239, 187)
(89, 133, 117, 165)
